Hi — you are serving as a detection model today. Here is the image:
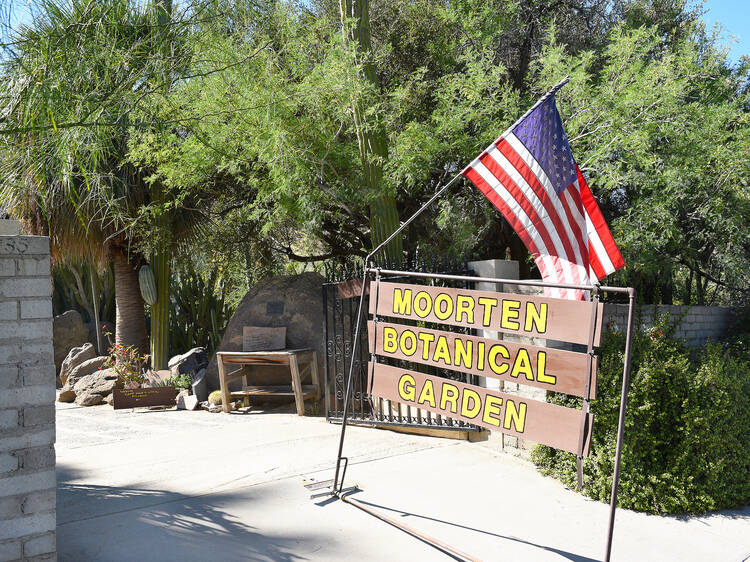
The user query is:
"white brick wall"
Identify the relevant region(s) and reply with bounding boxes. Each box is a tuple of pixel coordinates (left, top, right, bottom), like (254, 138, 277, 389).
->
(0, 235, 56, 561)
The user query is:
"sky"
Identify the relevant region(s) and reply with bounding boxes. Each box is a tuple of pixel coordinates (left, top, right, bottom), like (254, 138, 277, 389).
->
(4, 1, 749, 63)
(702, 0, 749, 62)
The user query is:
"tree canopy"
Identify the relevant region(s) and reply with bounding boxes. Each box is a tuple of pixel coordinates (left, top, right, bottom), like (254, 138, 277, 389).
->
(1, 0, 748, 306)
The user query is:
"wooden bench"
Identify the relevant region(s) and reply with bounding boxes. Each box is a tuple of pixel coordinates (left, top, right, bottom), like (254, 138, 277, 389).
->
(216, 349, 320, 415)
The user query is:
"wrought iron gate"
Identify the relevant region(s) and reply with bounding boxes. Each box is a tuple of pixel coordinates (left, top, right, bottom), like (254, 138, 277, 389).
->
(323, 260, 483, 432)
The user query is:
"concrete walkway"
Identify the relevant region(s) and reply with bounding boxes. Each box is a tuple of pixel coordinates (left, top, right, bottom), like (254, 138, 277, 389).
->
(55, 401, 750, 562)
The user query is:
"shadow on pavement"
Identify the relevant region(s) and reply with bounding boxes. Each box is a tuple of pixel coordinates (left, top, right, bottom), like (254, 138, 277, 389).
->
(57, 464, 323, 562)
(351, 497, 600, 562)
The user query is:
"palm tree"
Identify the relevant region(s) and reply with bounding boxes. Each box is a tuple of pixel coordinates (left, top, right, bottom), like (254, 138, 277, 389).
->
(0, 0, 200, 359)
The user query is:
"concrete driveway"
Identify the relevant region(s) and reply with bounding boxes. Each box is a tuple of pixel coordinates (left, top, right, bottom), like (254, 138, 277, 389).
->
(55, 401, 750, 561)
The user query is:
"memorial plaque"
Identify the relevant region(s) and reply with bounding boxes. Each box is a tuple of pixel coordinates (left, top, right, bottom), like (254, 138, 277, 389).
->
(368, 321, 597, 398)
(113, 386, 177, 409)
(368, 363, 593, 455)
(266, 301, 285, 316)
(369, 282, 603, 346)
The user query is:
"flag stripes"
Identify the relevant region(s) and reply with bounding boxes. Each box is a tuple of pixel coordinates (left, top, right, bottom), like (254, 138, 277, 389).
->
(577, 165, 625, 279)
(463, 132, 624, 298)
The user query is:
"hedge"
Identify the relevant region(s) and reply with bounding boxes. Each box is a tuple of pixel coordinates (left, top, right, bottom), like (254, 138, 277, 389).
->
(531, 314, 750, 514)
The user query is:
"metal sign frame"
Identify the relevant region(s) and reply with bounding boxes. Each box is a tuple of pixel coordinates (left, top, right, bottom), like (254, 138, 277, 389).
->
(329, 78, 635, 562)
(332, 268, 634, 562)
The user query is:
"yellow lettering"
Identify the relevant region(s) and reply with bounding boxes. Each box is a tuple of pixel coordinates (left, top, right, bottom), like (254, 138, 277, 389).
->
(455, 295, 475, 324)
(393, 289, 412, 315)
(477, 342, 485, 370)
(414, 291, 432, 318)
(511, 348, 534, 381)
(440, 383, 459, 413)
(488, 344, 510, 375)
(398, 374, 416, 401)
(383, 327, 398, 353)
(525, 302, 547, 333)
(503, 400, 527, 432)
(482, 395, 503, 427)
(432, 336, 451, 365)
(461, 389, 481, 419)
(399, 330, 417, 356)
(434, 293, 453, 321)
(501, 299, 521, 330)
(477, 297, 497, 327)
(454, 338, 473, 370)
(536, 351, 556, 384)
(418, 379, 436, 407)
(417, 332, 435, 360)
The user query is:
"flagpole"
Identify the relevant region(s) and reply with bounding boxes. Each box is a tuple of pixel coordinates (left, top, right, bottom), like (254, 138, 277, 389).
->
(368, 76, 570, 262)
(331, 76, 572, 493)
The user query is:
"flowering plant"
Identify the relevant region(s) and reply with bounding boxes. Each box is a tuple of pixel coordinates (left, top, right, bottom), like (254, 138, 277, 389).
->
(102, 333, 148, 384)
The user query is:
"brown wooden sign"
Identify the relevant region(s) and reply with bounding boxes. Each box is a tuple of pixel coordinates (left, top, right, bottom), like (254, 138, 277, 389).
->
(113, 386, 177, 409)
(368, 363, 592, 455)
(369, 282, 603, 346)
(368, 321, 597, 398)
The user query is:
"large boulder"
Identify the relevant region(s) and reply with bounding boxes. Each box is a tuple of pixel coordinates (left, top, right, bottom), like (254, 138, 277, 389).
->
(53, 310, 91, 372)
(64, 356, 108, 389)
(72, 368, 122, 406)
(58, 354, 108, 403)
(59, 343, 96, 385)
(206, 272, 325, 391)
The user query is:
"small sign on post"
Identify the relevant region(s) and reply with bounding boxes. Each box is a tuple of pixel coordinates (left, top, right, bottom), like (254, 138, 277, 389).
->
(113, 387, 177, 409)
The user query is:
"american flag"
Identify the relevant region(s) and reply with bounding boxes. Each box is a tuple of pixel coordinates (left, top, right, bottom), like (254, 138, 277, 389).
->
(462, 94, 624, 300)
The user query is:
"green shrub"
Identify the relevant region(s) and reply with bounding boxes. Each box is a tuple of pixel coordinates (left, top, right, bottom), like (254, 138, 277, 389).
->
(531, 316, 750, 514)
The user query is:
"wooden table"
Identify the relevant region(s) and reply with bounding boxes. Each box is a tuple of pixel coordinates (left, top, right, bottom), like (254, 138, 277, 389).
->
(216, 349, 320, 415)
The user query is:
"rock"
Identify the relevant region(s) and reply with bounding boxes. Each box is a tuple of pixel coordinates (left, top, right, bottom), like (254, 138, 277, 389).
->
(58, 390, 76, 403)
(75, 392, 103, 407)
(72, 368, 122, 406)
(168, 347, 208, 377)
(59, 343, 96, 385)
(64, 355, 107, 389)
(105, 393, 114, 406)
(142, 369, 171, 387)
(176, 391, 199, 411)
(206, 272, 325, 391)
(191, 368, 208, 402)
(53, 311, 91, 372)
(124, 380, 141, 390)
(208, 404, 222, 413)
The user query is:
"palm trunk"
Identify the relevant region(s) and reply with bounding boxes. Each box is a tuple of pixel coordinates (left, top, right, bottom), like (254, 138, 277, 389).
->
(150, 248, 170, 369)
(112, 248, 148, 356)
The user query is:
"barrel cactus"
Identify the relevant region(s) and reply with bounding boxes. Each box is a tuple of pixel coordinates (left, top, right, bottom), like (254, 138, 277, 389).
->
(138, 264, 158, 305)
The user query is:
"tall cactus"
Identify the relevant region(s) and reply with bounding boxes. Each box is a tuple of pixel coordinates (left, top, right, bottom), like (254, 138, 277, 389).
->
(149, 249, 170, 369)
(339, 0, 402, 264)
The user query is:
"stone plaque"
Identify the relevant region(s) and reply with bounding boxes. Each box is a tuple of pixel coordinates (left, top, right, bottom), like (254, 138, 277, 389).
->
(243, 326, 286, 351)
